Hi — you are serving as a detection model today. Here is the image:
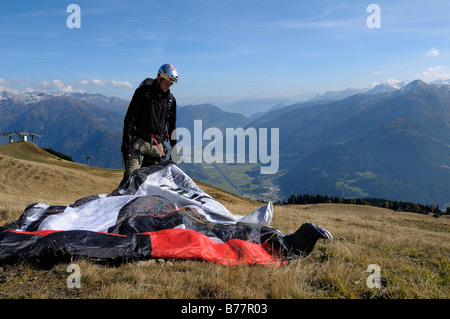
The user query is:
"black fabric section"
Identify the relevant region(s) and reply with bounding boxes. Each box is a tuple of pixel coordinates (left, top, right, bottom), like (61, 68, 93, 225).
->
(0, 230, 152, 266)
(108, 195, 182, 234)
(69, 195, 101, 208)
(0, 230, 42, 264)
(282, 223, 330, 260)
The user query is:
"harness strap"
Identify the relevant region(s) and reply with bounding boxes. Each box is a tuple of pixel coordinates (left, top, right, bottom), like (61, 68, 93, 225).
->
(151, 134, 166, 157)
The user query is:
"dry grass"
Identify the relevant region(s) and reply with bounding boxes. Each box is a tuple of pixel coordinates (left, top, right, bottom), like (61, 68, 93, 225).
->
(0, 142, 449, 299)
(0, 142, 123, 225)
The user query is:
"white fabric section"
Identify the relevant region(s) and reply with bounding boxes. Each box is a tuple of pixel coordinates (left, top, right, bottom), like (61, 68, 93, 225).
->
(121, 164, 273, 226)
(37, 195, 137, 232)
(131, 164, 235, 219)
(33, 163, 273, 232)
(16, 203, 49, 231)
(237, 202, 273, 226)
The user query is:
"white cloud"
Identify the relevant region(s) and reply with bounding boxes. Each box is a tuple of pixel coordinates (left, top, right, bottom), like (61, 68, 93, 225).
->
(22, 87, 36, 93)
(111, 80, 133, 88)
(424, 48, 440, 57)
(40, 79, 74, 93)
(92, 79, 107, 87)
(0, 78, 31, 94)
(78, 79, 133, 88)
(1, 78, 133, 95)
(418, 66, 450, 80)
(279, 20, 351, 29)
(373, 71, 388, 75)
(0, 78, 20, 86)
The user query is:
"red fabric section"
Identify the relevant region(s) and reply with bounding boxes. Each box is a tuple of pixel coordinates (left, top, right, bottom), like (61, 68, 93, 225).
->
(147, 228, 285, 266)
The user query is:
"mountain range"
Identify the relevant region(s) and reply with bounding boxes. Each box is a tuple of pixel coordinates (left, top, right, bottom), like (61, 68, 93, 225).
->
(0, 92, 126, 168)
(1, 79, 449, 208)
(248, 80, 449, 208)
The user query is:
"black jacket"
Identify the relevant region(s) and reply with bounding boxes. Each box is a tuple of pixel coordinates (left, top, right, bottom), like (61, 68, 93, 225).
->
(121, 78, 177, 156)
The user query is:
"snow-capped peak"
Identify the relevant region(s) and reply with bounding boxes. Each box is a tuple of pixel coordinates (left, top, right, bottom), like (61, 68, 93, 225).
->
(0, 90, 67, 104)
(19, 91, 66, 104)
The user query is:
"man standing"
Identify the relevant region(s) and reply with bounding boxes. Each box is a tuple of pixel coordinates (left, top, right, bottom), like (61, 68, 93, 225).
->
(121, 64, 178, 178)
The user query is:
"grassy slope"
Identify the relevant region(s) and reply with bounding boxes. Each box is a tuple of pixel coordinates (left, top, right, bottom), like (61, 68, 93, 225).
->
(0, 142, 448, 299)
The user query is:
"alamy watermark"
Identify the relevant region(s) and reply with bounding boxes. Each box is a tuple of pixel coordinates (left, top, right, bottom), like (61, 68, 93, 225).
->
(366, 264, 382, 289)
(66, 4, 81, 29)
(366, 4, 381, 29)
(171, 120, 279, 174)
(66, 263, 81, 289)
(65, 4, 380, 30)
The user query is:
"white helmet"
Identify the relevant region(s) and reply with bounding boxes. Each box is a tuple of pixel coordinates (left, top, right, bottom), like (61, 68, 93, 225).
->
(158, 64, 178, 83)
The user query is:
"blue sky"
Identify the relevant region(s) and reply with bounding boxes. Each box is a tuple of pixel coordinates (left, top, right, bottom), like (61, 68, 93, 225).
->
(1, 0, 449, 115)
